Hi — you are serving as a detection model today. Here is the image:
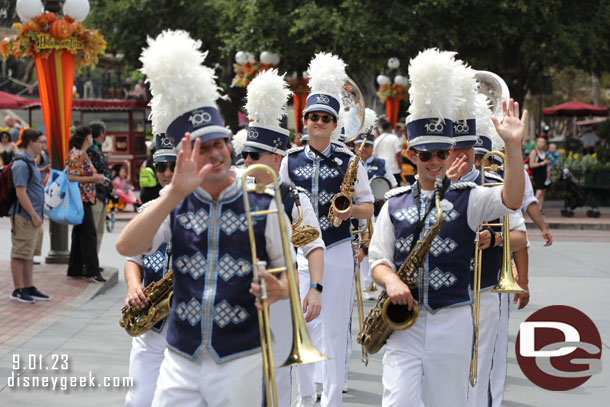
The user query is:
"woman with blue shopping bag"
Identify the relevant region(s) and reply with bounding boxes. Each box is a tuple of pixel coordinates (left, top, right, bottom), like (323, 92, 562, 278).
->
(64, 126, 106, 282)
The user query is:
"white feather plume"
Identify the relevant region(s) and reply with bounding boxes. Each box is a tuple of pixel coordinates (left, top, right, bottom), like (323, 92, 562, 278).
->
(231, 129, 248, 156)
(331, 112, 345, 142)
(407, 48, 457, 121)
(245, 69, 292, 126)
(363, 108, 378, 133)
(307, 52, 347, 97)
(140, 30, 222, 134)
(452, 59, 478, 120)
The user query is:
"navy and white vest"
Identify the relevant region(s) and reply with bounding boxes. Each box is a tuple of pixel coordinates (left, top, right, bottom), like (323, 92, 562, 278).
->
(287, 145, 353, 248)
(365, 157, 387, 180)
(471, 170, 503, 290)
(167, 188, 272, 362)
(387, 182, 477, 311)
(141, 242, 170, 332)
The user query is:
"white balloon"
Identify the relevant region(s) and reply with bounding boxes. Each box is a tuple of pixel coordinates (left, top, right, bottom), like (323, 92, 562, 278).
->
(303, 71, 310, 79)
(387, 57, 400, 70)
(246, 52, 256, 64)
(270, 53, 280, 66)
(394, 75, 407, 86)
(63, 0, 90, 22)
(260, 51, 273, 65)
(235, 51, 247, 65)
(376, 75, 391, 86)
(16, 0, 44, 21)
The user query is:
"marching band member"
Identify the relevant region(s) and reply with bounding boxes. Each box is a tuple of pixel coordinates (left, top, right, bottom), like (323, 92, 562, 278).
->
(116, 30, 291, 407)
(279, 52, 374, 407)
(123, 133, 176, 407)
(367, 48, 526, 407)
(444, 65, 528, 406)
(241, 69, 325, 407)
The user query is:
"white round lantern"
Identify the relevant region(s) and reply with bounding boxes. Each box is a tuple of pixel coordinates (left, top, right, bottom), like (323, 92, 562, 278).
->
(270, 53, 280, 66)
(235, 51, 247, 65)
(16, 0, 44, 21)
(260, 51, 273, 65)
(303, 71, 310, 79)
(387, 57, 400, 70)
(63, 0, 90, 22)
(376, 75, 391, 86)
(394, 75, 407, 86)
(246, 52, 256, 64)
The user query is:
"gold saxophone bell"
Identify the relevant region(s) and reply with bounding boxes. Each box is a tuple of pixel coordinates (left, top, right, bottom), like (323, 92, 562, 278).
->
(241, 164, 328, 407)
(290, 189, 319, 248)
(470, 151, 527, 387)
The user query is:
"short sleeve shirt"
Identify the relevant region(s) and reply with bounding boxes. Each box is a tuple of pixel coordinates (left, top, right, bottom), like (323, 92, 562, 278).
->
(10, 151, 44, 220)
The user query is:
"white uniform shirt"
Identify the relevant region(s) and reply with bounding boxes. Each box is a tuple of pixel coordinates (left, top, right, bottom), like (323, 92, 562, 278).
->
(369, 184, 516, 272)
(522, 168, 538, 210)
(373, 132, 402, 174)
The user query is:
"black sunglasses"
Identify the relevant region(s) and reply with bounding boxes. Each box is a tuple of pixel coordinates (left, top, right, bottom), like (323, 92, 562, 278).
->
(241, 151, 261, 160)
(308, 113, 334, 124)
(154, 162, 176, 173)
(414, 150, 449, 162)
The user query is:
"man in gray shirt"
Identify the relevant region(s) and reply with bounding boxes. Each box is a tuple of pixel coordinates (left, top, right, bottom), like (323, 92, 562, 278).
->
(10, 128, 50, 304)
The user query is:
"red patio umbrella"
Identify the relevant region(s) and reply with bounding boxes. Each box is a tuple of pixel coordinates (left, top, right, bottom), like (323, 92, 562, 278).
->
(542, 100, 609, 116)
(0, 90, 35, 109)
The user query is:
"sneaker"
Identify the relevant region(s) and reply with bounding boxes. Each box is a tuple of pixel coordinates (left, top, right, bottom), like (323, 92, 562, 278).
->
(25, 286, 50, 301)
(342, 382, 349, 393)
(67, 273, 87, 280)
(295, 394, 316, 407)
(90, 274, 106, 283)
(10, 289, 36, 304)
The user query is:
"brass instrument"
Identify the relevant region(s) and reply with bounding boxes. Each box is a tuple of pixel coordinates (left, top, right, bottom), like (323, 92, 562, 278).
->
(290, 187, 320, 248)
(358, 177, 444, 354)
(120, 270, 174, 337)
(350, 218, 374, 365)
(469, 151, 527, 387)
(475, 71, 510, 122)
(328, 133, 368, 228)
(241, 164, 328, 407)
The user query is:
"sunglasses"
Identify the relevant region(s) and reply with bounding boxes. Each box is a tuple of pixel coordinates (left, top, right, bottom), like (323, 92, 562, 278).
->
(308, 113, 335, 124)
(413, 150, 449, 162)
(154, 162, 176, 173)
(241, 151, 262, 160)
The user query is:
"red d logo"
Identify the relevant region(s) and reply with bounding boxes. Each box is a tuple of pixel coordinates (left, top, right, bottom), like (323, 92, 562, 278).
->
(516, 305, 602, 391)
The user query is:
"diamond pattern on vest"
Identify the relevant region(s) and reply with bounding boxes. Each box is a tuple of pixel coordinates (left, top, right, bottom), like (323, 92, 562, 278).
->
(318, 190, 333, 206)
(219, 209, 248, 236)
(429, 267, 458, 290)
(142, 249, 165, 273)
(293, 165, 314, 179)
(392, 206, 419, 224)
(429, 207, 460, 223)
(395, 235, 414, 253)
(175, 297, 203, 326)
(174, 252, 207, 279)
(319, 215, 330, 231)
(319, 166, 339, 180)
(177, 209, 209, 235)
(213, 300, 249, 328)
(429, 236, 459, 257)
(217, 254, 252, 281)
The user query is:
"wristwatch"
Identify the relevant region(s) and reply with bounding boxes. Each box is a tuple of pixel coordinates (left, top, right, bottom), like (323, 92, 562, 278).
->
(310, 283, 323, 293)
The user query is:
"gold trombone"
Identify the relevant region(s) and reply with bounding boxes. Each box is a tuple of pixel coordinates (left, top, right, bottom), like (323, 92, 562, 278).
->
(350, 218, 373, 365)
(241, 164, 328, 407)
(470, 151, 528, 387)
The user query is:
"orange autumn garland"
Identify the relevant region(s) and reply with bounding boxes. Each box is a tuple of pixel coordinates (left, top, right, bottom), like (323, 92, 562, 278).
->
(377, 83, 409, 103)
(0, 12, 106, 71)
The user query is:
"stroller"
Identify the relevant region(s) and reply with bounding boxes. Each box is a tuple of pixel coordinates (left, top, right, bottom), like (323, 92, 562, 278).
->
(559, 168, 601, 218)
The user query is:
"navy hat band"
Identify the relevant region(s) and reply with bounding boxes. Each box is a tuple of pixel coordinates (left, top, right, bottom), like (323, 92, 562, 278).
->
(244, 123, 289, 156)
(407, 118, 455, 150)
(303, 93, 340, 118)
(166, 106, 230, 146)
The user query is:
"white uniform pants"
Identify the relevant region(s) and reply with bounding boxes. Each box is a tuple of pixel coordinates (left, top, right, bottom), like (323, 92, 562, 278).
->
(125, 323, 168, 407)
(382, 305, 473, 407)
(152, 348, 262, 407)
(270, 298, 293, 407)
(467, 291, 501, 407)
(489, 293, 511, 407)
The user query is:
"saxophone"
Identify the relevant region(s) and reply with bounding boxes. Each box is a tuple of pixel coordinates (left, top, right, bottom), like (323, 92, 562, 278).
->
(120, 270, 174, 336)
(358, 177, 444, 354)
(289, 186, 320, 247)
(327, 133, 368, 228)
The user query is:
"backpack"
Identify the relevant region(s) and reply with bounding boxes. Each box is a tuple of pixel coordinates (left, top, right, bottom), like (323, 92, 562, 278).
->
(0, 156, 32, 217)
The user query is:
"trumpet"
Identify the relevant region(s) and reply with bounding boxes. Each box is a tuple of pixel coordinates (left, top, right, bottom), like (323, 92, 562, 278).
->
(470, 151, 528, 387)
(350, 219, 373, 365)
(241, 164, 328, 407)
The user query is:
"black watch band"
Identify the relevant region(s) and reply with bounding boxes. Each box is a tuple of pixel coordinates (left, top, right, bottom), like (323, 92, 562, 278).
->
(310, 283, 323, 293)
(361, 246, 369, 256)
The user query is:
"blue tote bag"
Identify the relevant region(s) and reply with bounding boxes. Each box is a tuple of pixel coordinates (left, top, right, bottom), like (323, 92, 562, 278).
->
(44, 169, 84, 225)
